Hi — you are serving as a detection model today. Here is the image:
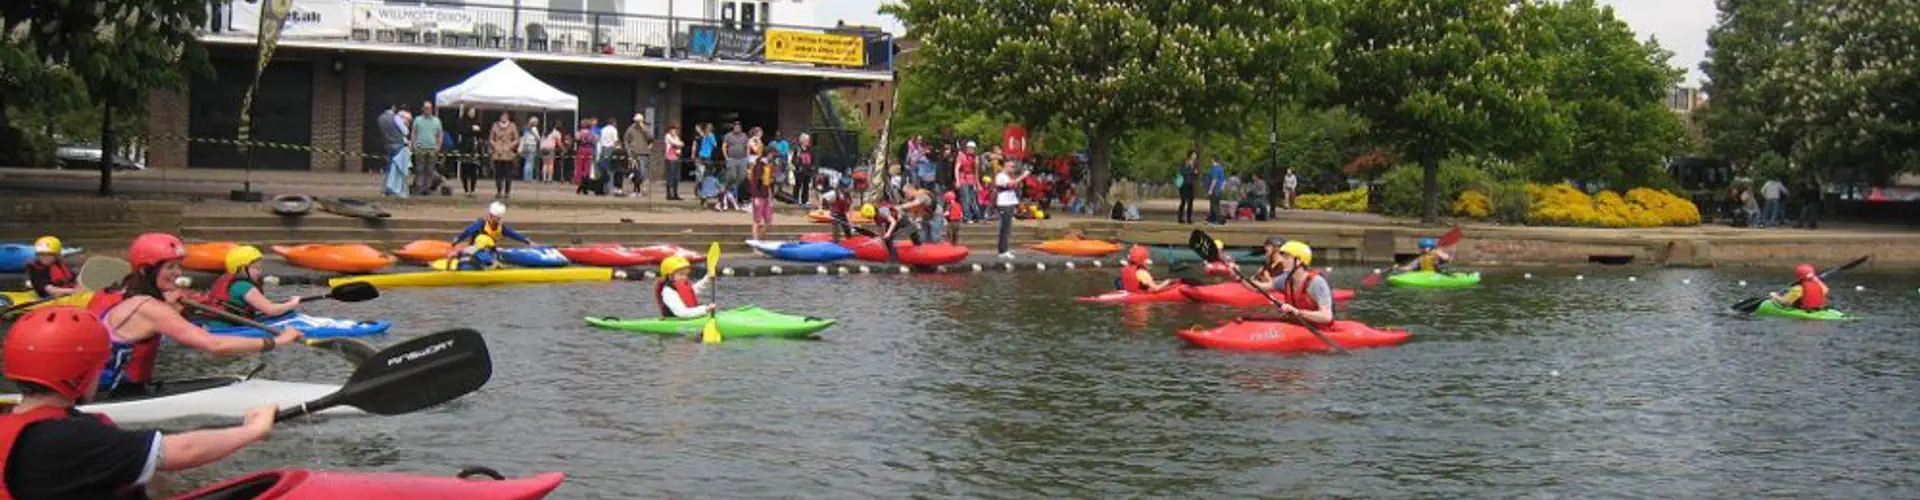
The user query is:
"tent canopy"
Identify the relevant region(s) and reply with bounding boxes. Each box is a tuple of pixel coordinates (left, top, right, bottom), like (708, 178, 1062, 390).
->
(434, 59, 578, 112)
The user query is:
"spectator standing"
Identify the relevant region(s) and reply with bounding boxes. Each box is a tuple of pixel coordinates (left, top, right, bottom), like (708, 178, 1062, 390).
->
(410, 101, 443, 196)
(663, 123, 685, 200)
(1206, 156, 1227, 225)
(697, 122, 717, 180)
(908, 135, 931, 187)
(459, 107, 486, 197)
(748, 156, 776, 240)
(1246, 173, 1271, 220)
(1795, 178, 1822, 229)
(519, 116, 540, 186)
(993, 161, 1030, 259)
(626, 113, 652, 198)
(598, 117, 621, 195)
(381, 105, 412, 197)
(489, 111, 519, 200)
(1282, 168, 1298, 209)
(574, 118, 599, 195)
(722, 122, 750, 210)
(1176, 150, 1198, 223)
(1222, 174, 1243, 219)
(540, 126, 560, 182)
(1740, 183, 1760, 227)
(955, 142, 982, 223)
(1761, 178, 1787, 227)
(792, 133, 816, 205)
(374, 104, 400, 193)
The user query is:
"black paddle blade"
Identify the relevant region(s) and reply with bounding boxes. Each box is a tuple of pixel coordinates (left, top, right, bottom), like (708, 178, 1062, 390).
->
(327, 282, 381, 302)
(1189, 230, 1219, 262)
(278, 329, 491, 421)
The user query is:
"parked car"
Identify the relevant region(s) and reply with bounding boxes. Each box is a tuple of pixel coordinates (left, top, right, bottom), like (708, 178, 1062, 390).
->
(54, 141, 145, 171)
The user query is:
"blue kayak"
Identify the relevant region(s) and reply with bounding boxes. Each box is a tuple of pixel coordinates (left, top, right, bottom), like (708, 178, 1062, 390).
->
(0, 243, 86, 272)
(746, 240, 854, 263)
(201, 312, 392, 339)
(497, 246, 570, 267)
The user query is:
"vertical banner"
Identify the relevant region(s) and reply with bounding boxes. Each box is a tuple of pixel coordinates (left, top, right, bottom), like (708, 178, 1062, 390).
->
(237, 0, 295, 152)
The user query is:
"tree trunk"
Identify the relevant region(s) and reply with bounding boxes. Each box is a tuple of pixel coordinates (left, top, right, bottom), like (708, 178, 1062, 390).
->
(1086, 126, 1115, 211)
(1421, 155, 1438, 224)
(99, 100, 115, 196)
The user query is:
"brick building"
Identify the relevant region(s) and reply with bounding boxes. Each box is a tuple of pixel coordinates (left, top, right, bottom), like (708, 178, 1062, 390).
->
(836, 37, 913, 135)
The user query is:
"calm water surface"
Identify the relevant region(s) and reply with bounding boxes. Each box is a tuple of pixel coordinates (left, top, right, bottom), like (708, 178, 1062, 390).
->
(130, 266, 1919, 498)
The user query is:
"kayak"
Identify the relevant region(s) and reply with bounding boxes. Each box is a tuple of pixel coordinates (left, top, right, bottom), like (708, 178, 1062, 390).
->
(1175, 319, 1411, 353)
(807, 209, 872, 224)
(1753, 300, 1851, 321)
(797, 232, 835, 243)
(1386, 271, 1482, 288)
(1, 290, 92, 318)
(746, 240, 855, 263)
(167, 469, 566, 500)
(329, 267, 613, 289)
(272, 244, 396, 274)
(0, 376, 356, 425)
(1149, 245, 1262, 265)
(557, 244, 702, 268)
(1180, 282, 1356, 307)
(200, 312, 392, 338)
(840, 236, 970, 265)
(1027, 238, 1123, 257)
(584, 306, 835, 338)
(1076, 284, 1192, 304)
(185, 242, 239, 272)
(393, 239, 454, 263)
(496, 246, 570, 268)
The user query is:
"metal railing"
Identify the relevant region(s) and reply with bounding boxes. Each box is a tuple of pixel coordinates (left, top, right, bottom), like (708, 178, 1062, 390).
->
(209, 0, 894, 73)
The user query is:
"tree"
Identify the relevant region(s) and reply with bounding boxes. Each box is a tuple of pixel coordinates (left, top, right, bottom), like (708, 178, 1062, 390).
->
(1324, 0, 1558, 222)
(1698, 0, 1797, 169)
(1768, 0, 1920, 183)
(1515, 0, 1687, 188)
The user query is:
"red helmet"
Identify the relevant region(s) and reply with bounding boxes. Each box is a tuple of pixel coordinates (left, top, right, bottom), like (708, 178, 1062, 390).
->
(128, 233, 186, 270)
(1128, 245, 1149, 265)
(3, 306, 112, 401)
(1795, 264, 1817, 280)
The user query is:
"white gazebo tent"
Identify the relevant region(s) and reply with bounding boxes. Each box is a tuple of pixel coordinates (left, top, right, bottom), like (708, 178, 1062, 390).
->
(434, 59, 578, 112)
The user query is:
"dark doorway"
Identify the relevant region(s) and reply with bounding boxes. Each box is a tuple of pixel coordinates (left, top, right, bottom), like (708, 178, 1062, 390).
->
(188, 58, 313, 169)
(675, 84, 778, 181)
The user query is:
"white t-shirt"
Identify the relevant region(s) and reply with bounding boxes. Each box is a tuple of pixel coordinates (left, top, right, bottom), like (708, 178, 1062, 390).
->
(1283, 173, 1298, 190)
(598, 125, 620, 150)
(994, 172, 1019, 207)
(1762, 180, 1787, 200)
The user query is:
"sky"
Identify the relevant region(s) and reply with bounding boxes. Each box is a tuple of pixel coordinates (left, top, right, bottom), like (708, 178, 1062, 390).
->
(814, 0, 1718, 86)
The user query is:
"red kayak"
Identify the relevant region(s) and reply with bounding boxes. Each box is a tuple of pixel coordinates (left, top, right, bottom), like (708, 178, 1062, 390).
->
(839, 236, 970, 266)
(558, 244, 702, 267)
(1175, 319, 1410, 353)
(797, 232, 835, 243)
(1180, 282, 1355, 307)
(167, 469, 565, 500)
(1076, 284, 1192, 304)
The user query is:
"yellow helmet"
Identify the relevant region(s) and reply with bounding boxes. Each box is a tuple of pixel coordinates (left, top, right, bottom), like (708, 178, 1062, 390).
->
(1213, 239, 1224, 251)
(1278, 240, 1313, 266)
(225, 245, 264, 274)
(660, 256, 691, 276)
(473, 234, 497, 249)
(981, 175, 992, 185)
(860, 204, 877, 219)
(32, 236, 61, 255)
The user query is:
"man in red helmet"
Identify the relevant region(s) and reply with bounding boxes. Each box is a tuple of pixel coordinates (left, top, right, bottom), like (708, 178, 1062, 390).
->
(0, 307, 282, 499)
(1770, 263, 1832, 312)
(89, 233, 303, 398)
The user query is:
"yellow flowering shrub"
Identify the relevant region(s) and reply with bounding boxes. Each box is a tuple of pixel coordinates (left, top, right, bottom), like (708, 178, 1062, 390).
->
(1624, 187, 1702, 226)
(1295, 187, 1369, 213)
(1523, 183, 1700, 227)
(1452, 190, 1493, 219)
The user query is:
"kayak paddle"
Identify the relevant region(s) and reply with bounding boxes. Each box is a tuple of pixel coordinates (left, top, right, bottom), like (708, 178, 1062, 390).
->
(2, 256, 130, 315)
(1729, 255, 1871, 313)
(1190, 230, 1344, 353)
(1361, 225, 1463, 288)
(294, 282, 381, 303)
(180, 300, 379, 365)
(277, 328, 491, 421)
(701, 242, 722, 344)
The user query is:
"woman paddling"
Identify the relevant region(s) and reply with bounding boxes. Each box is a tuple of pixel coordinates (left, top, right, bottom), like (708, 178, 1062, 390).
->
(23, 236, 76, 299)
(199, 245, 301, 325)
(655, 256, 718, 319)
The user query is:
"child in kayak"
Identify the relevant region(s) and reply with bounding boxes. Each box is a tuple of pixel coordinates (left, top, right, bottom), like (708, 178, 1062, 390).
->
(1396, 237, 1451, 273)
(1248, 240, 1335, 326)
(455, 235, 504, 270)
(24, 236, 76, 299)
(1120, 245, 1174, 292)
(203, 245, 301, 322)
(1769, 263, 1831, 312)
(656, 256, 718, 318)
(452, 201, 535, 255)
(1202, 238, 1237, 277)
(0, 307, 286, 499)
(1252, 236, 1289, 283)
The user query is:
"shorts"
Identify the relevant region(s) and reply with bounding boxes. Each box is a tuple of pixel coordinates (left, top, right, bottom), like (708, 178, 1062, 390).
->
(751, 197, 773, 223)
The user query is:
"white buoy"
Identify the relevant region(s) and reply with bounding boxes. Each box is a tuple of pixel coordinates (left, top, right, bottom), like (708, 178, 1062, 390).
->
(1324, 267, 1333, 273)
(613, 270, 629, 280)
(723, 268, 735, 277)
(770, 266, 783, 275)
(1575, 275, 1584, 281)
(1066, 262, 1076, 269)
(1682, 278, 1691, 285)
(1004, 263, 1015, 271)
(1374, 268, 1383, 274)
(643, 271, 656, 279)
(1523, 272, 1533, 279)
(971, 264, 983, 273)
(263, 275, 281, 286)
(817, 266, 829, 275)
(1627, 276, 1637, 282)
(1036, 263, 1047, 271)
(1092, 261, 1103, 268)
(859, 266, 871, 274)
(898, 266, 910, 274)
(1854, 285, 1865, 291)
(174, 276, 192, 287)
(1549, 370, 1560, 377)
(1738, 280, 1748, 286)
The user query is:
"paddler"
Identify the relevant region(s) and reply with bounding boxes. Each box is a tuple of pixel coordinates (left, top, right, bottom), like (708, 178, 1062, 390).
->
(454, 234, 504, 270)
(1252, 236, 1289, 283)
(1395, 237, 1451, 273)
(203, 245, 301, 321)
(820, 177, 856, 241)
(1248, 240, 1335, 325)
(23, 236, 76, 299)
(452, 201, 536, 254)
(655, 256, 718, 318)
(90, 233, 303, 399)
(1202, 238, 1236, 277)
(1119, 245, 1175, 292)
(1769, 263, 1831, 312)
(868, 187, 928, 263)
(0, 307, 285, 499)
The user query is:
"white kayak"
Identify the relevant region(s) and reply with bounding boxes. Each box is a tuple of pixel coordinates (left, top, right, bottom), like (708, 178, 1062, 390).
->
(1, 377, 359, 425)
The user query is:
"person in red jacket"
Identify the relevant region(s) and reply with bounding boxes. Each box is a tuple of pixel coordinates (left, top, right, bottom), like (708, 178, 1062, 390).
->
(655, 256, 717, 319)
(1770, 263, 1831, 311)
(0, 307, 282, 499)
(942, 189, 963, 244)
(1248, 240, 1335, 325)
(1118, 246, 1173, 292)
(23, 236, 76, 299)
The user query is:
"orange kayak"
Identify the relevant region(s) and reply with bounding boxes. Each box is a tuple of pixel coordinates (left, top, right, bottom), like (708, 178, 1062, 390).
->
(271, 244, 395, 274)
(1026, 238, 1123, 257)
(184, 242, 238, 272)
(393, 240, 454, 263)
(807, 210, 872, 224)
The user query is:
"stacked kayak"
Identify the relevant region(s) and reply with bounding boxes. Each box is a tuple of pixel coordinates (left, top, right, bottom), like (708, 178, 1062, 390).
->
(330, 267, 613, 289)
(273, 244, 396, 274)
(807, 209, 872, 224)
(185, 241, 239, 272)
(1181, 282, 1356, 307)
(0, 376, 356, 425)
(497, 246, 570, 268)
(1076, 284, 1192, 304)
(585, 306, 836, 338)
(0, 243, 86, 272)
(747, 240, 854, 263)
(167, 469, 565, 500)
(839, 236, 970, 265)
(1176, 319, 1411, 353)
(1386, 271, 1481, 288)
(1027, 238, 1123, 257)
(557, 244, 701, 268)
(393, 239, 454, 263)
(200, 312, 392, 338)
(1753, 300, 1851, 321)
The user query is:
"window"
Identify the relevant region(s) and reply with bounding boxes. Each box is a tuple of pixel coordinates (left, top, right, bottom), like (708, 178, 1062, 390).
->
(741, 2, 757, 29)
(865, 102, 873, 119)
(879, 101, 886, 116)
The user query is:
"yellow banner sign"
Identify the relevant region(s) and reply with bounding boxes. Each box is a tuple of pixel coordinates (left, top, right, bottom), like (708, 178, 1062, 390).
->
(765, 30, 866, 67)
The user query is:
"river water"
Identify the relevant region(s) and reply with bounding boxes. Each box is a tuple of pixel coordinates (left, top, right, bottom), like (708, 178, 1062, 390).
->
(128, 266, 1920, 497)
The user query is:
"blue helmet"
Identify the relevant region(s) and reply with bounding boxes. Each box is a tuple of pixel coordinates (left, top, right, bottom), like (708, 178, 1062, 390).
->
(838, 177, 854, 190)
(1419, 238, 1437, 250)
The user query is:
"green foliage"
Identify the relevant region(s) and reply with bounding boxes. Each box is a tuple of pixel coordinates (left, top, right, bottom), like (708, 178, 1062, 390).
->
(1514, 0, 1687, 189)
(1376, 158, 1491, 217)
(1486, 181, 1533, 224)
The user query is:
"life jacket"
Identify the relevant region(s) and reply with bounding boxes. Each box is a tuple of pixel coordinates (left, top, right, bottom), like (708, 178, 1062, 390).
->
(1795, 277, 1830, 310)
(1416, 252, 1445, 272)
(204, 273, 262, 318)
(1119, 263, 1147, 292)
(0, 405, 118, 499)
(874, 204, 899, 226)
(828, 192, 851, 215)
(480, 219, 505, 241)
(25, 260, 74, 297)
(654, 278, 700, 318)
(1276, 270, 1334, 325)
(943, 192, 963, 221)
(86, 291, 159, 391)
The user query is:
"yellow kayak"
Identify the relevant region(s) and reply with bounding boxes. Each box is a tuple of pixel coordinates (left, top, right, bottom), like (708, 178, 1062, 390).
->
(2, 290, 93, 317)
(327, 267, 614, 289)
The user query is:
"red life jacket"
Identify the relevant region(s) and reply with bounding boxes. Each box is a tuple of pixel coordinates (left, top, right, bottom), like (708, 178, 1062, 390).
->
(1276, 270, 1334, 324)
(0, 406, 118, 499)
(828, 192, 852, 215)
(654, 278, 700, 318)
(203, 273, 261, 318)
(943, 192, 963, 221)
(1796, 277, 1829, 310)
(25, 260, 73, 287)
(85, 291, 159, 389)
(1119, 264, 1147, 292)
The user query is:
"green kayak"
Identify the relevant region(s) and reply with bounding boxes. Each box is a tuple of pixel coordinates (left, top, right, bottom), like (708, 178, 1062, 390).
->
(584, 306, 836, 338)
(1753, 300, 1851, 321)
(1386, 271, 1482, 288)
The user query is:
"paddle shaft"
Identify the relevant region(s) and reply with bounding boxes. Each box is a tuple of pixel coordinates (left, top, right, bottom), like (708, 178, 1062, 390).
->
(179, 301, 375, 364)
(1734, 255, 1870, 312)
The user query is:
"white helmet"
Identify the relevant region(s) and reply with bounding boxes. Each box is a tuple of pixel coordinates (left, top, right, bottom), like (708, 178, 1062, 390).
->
(487, 201, 507, 218)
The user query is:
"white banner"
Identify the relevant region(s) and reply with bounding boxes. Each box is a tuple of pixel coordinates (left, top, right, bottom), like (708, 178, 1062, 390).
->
(352, 3, 477, 33)
(230, 0, 350, 38)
